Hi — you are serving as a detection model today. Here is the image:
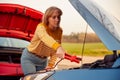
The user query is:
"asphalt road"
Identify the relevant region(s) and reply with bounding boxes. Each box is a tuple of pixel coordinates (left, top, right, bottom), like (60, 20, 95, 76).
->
(56, 56, 103, 69)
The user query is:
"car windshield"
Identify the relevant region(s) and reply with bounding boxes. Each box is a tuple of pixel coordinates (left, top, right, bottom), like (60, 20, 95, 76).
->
(0, 37, 30, 48)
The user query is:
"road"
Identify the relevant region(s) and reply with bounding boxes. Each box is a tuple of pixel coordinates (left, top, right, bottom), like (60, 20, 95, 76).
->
(56, 56, 103, 69)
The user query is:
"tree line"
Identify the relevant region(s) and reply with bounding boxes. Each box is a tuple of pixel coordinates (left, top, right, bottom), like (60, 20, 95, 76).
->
(62, 32, 101, 43)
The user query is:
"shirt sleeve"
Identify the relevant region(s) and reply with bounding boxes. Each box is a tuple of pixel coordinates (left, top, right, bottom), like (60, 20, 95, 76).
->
(35, 23, 60, 50)
(48, 54, 57, 68)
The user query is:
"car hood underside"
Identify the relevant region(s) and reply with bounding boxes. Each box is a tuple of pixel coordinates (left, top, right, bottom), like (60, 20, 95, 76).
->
(0, 3, 43, 41)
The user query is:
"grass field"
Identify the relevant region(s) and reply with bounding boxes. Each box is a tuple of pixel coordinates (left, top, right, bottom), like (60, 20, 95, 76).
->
(62, 42, 113, 57)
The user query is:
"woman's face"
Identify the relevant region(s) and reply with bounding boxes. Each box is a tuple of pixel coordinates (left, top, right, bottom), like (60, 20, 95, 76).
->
(48, 10, 61, 30)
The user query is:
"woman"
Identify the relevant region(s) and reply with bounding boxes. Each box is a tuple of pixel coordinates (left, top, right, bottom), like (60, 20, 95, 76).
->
(21, 6, 66, 75)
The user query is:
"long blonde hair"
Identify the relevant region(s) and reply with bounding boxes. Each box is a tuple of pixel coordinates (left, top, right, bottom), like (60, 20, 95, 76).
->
(42, 6, 63, 26)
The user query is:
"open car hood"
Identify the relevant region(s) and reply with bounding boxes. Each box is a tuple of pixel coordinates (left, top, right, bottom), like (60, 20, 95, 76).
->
(0, 3, 43, 41)
(69, 0, 120, 50)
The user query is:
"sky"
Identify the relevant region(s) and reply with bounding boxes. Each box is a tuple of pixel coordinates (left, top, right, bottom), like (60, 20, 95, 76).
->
(0, 0, 120, 35)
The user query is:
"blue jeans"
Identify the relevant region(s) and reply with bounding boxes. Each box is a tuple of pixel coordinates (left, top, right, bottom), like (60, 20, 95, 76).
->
(21, 48, 47, 75)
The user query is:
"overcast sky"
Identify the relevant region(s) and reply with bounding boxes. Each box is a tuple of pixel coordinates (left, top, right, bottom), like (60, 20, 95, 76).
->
(0, 0, 120, 35)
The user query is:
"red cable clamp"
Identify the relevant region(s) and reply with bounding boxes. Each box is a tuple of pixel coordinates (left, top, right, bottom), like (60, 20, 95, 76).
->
(64, 53, 82, 63)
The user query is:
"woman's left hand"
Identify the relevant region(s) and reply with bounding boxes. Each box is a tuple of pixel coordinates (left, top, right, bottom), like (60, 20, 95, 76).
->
(45, 66, 53, 71)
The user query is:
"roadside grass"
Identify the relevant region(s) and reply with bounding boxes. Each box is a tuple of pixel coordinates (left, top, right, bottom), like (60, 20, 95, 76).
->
(62, 42, 113, 57)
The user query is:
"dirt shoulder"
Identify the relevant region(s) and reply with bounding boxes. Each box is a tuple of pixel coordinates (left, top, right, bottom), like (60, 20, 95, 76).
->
(56, 56, 103, 69)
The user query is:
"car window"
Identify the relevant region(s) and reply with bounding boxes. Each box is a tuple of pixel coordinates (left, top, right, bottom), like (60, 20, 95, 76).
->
(0, 37, 30, 48)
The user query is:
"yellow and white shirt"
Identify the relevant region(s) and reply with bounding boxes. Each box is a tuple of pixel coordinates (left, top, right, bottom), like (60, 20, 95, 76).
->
(27, 23, 63, 68)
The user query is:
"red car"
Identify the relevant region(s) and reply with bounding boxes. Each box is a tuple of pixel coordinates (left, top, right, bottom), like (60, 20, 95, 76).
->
(0, 3, 81, 80)
(0, 3, 43, 80)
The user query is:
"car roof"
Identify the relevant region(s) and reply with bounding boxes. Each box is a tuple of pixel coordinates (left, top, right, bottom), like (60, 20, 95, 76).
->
(0, 3, 43, 41)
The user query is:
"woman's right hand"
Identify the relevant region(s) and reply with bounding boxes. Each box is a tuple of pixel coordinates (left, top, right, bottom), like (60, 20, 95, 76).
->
(56, 46, 65, 58)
